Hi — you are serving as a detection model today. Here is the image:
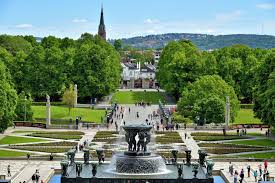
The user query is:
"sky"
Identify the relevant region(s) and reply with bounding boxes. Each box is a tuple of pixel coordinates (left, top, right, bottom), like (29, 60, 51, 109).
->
(0, 0, 275, 39)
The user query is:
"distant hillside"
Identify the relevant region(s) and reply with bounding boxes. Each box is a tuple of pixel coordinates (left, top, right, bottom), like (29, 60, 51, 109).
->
(116, 33, 275, 50)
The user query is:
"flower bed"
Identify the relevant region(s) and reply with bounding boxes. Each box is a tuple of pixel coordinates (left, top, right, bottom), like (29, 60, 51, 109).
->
(94, 131, 119, 138)
(155, 132, 184, 144)
(18, 141, 78, 147)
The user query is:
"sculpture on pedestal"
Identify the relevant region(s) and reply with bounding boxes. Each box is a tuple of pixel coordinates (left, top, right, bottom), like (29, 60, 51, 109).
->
(198, 150, 207, 167)
(177, 164, 183, 178)
(185, 150, 191, 166)
(206, 160, 214, 176)
(60, 160, 69, 176)
(171, 150, 178, 164)
(92, 164, 97, 177)
(192, 163, 199, 178)
(96, 149, 104, 163)
(83, 149, 90, 164)
(76, 162, 82, 177)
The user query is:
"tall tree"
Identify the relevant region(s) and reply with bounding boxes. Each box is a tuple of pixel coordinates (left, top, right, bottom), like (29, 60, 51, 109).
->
(0, 61, 17, 132)
(254, 52, 275, 126)
(62, 85, 76, 115)
(178, 75, 239, 124)
(14, 92, 33, 121)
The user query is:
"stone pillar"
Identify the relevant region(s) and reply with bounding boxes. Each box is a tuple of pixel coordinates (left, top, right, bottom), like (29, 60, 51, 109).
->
(46, 95, 51, 128)
(74, 84, 78, 107)
(225, 96, 230, 129)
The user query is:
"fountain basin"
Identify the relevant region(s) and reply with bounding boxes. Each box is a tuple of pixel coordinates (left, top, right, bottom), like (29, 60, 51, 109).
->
(112, 152, 168, 174)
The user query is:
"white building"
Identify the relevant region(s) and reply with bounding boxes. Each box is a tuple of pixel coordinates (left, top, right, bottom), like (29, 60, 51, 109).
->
(121, 62, 157, 89)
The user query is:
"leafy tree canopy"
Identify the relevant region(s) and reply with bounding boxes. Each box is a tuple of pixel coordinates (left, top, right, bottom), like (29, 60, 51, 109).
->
(177, 75, 239, 124)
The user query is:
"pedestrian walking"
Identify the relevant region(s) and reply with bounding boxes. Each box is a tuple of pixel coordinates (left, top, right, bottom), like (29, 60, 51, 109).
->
(247, 165, 251, 177)
(259, 164, 263, 177)
(264, 160, 268, 170)
(253, 170, 258, 182)
(185, 132, 187, 139)
(229, 162, 233, 176)
(7, 165, 11, 177)
(234, 170, 238, 183)
(31, 174, 36, 183)
(240, 169, 244, 183)
(35, 172, 40, 183)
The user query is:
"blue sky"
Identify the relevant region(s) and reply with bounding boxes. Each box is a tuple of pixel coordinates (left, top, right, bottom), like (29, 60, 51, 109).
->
(0, 0, 275, 39)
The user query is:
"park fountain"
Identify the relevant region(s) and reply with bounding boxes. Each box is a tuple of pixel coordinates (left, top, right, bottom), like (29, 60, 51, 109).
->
(61, 124, 214, 183)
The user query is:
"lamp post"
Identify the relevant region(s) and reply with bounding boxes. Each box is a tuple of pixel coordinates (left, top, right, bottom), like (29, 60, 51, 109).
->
(24, 96, 27, 122)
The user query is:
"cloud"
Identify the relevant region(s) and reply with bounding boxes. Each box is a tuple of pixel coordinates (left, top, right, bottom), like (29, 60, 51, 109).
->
(72, 18, 88, 23)
(215, 10, 242, 22)
(256, 3, 275, 10)
(15, 24, 33, 28)
(144, 18, 160, 24)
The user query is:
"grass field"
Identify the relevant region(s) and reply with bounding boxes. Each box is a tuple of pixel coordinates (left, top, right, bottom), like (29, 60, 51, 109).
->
(229, 139, 275, 147)
(239, 152, 275, 159)
(234, 109, 262, 124)
(32, 106, 106, 123)
(111, 91, 167, 104)
(0, 149, 28, 157)
(0, 136, 48, 145)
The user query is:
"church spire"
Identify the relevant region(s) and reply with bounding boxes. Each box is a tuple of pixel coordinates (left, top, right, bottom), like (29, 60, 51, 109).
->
(98, 4, 106, 40)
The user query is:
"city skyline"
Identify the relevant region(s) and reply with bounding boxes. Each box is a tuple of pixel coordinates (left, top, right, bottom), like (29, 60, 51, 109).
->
(0, 0, 275, 39)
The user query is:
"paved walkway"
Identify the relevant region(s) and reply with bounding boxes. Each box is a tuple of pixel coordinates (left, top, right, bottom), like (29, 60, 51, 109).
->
(179, 131, 200, 159)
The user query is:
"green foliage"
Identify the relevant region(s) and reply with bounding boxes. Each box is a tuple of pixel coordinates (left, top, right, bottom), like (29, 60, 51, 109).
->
(178, 75, 239, 124)
(114, 39, 122, 51)
(157, 40, 204, 99)
(62, 85, 76, 114)
(172, 112, 192, 124)
(14, 92, 33, 121)
(240, 104, 254, 109)
(254, 52, 275, 127)
(0, 34, 121, 100)
(0, 61, 17, 132)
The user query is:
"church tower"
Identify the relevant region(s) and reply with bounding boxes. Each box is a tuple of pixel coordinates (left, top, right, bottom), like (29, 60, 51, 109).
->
(98, 5, 106, 40)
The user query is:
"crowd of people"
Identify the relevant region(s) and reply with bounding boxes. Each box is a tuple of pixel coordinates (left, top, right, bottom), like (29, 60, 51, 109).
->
(229, 161, 271, 182)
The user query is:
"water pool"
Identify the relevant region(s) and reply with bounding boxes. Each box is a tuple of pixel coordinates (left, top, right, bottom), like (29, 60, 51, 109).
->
(213, 176, 226, 183)
(49, 174, 225, 183)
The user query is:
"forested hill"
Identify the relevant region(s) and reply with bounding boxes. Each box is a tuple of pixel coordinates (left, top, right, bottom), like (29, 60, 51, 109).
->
(117, 33, 275, 50)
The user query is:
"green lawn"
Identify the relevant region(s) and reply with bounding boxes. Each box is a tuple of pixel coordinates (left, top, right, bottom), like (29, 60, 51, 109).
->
(233, 109, 262, 124)
(111, 91, 167, 104)
(239, 152, 275, 159)
(0, 149, 28, 157)
(229, 139, 275, 147)
(32, 106, 106, 123)
(0, 136, 48, 145)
